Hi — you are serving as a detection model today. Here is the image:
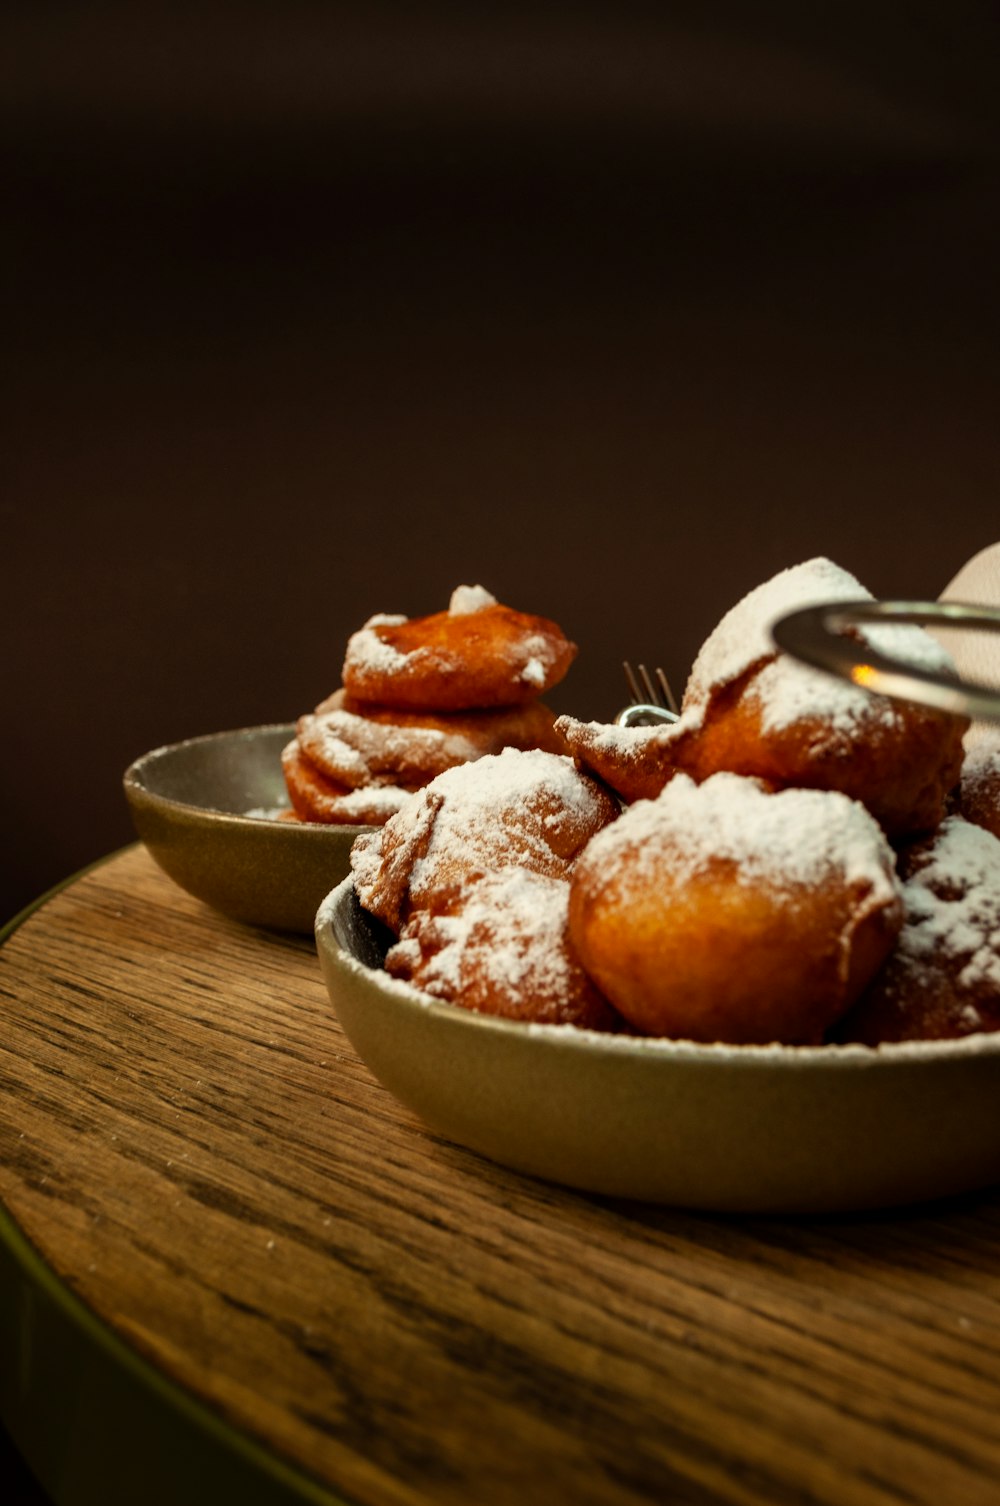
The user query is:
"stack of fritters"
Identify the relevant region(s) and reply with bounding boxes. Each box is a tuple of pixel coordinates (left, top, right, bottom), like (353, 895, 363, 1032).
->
(282, 585, 575, 826)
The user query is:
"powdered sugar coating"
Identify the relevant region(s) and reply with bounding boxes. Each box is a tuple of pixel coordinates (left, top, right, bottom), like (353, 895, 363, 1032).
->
(748, 656, 882, 737)
(554, 714, 685, 805)
(961, 742, 1000, 796)
(398, 871, 570, 996)
(351, 746, 619, 930)
(892, 819, 1000, 997)
(318, 785, 413, 821)
(298, 709, 481, 789)
(344, 615, 411, 677)
(518, 632, 554, 688)
(385, 867, 617, 1028)
(566, 720, 661, 757)
(583, 771, 899, 901)
(684, 556, 957, 733)
(449, 584, 497, 615)
(281, 738, 413, 824)
(958, 743, 1000, 839)
(836, 816, 1000, 1043)
(411, 746, 611, 865)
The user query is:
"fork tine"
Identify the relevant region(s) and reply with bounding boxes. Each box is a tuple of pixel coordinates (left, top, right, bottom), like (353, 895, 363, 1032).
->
(624, 660, 679, 711)
(623, 661, 644, 705)
(655, 666, 680, 715)
(637, 663, 660, 706)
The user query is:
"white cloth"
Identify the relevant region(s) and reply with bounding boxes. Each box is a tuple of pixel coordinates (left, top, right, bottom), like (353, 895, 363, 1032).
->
(935, 543, 1000, 750)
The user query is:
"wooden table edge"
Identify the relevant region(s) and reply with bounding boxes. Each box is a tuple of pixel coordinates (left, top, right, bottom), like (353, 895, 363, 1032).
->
(0, 849, 350, 1506)
(0, 849, 128, 946)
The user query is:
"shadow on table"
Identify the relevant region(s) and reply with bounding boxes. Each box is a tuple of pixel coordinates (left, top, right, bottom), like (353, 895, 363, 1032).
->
(0, 1422, 53, 1506)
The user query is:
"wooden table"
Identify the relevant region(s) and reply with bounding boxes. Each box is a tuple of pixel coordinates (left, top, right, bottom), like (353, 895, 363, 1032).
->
(4, 847, 1000, 1506)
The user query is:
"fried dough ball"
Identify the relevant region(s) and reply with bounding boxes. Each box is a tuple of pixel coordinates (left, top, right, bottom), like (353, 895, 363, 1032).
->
(385, 868, 621, 1031)
(955, 743, 1000, 842)
(297, 691, 565, 792)
(342, 584, 576, 711)
(556, 717, 691, 805)
(351, 746, 620, 933)
(567, 772, 903, 1044)
(281, 741, 413, 826)
(561, 558, 967, 838)
(834, 817, 1000, 1045)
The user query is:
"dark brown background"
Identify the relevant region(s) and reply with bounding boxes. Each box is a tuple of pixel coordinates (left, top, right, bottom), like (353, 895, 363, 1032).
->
(5, 2, 1000, 926)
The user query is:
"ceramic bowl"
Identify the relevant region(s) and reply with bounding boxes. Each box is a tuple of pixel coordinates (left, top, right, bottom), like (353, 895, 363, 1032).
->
(124, 726, 370, 932)
(316, 876, 1000, 1212)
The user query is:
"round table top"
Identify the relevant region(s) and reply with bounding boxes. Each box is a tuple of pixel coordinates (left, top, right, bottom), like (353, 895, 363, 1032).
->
(4, 846, 1000, 1506)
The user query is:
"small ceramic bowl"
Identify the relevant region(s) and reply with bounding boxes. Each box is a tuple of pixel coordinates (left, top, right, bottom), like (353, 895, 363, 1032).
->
(316, 876, 1000, 1213)
(124, 726, 370, 932)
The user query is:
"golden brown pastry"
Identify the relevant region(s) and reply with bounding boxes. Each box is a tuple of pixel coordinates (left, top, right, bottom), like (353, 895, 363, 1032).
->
(342, 585, 576, 710)
(567, 771, 903, 1044)
(834, 816, 1000, 1044)
(955, 743, 1000, 842)
(351, 747, 620, 933)
(559, 557, 967, 839)
(557, 717, 692, 805)
(280, 741, 413, 826)
(283, 585, 577, 825)
(297, 691, 564, 791)
(385, 868, 621, 1031)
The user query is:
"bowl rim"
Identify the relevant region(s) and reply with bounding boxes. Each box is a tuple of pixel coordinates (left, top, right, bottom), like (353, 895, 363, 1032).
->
(122, 723, 372, 836)
(125, 719, 293, 770)
(316, 875, 1000, 1072)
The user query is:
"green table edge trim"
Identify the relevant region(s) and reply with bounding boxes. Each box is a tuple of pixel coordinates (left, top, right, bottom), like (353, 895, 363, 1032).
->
(0, 848, 351, 1506)
(0, 848, 127, 946)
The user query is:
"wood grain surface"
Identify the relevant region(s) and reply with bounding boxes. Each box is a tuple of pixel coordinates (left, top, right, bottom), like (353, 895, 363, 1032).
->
(3, 847, 1000, 1506)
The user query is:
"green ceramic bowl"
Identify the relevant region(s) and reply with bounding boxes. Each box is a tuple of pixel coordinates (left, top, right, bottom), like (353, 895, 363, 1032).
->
(316, 876, 1000, 1213)
(124, 726, 371, 933)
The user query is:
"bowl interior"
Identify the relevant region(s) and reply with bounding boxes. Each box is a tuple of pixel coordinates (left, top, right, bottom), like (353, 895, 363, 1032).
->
(328, 877, 398, 969)
(124, 726, 371, 932)
(127, 724, 294, 816)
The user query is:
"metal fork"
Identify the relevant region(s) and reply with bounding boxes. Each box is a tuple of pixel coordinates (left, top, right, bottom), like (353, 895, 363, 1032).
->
(616, 662, 681, 727)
